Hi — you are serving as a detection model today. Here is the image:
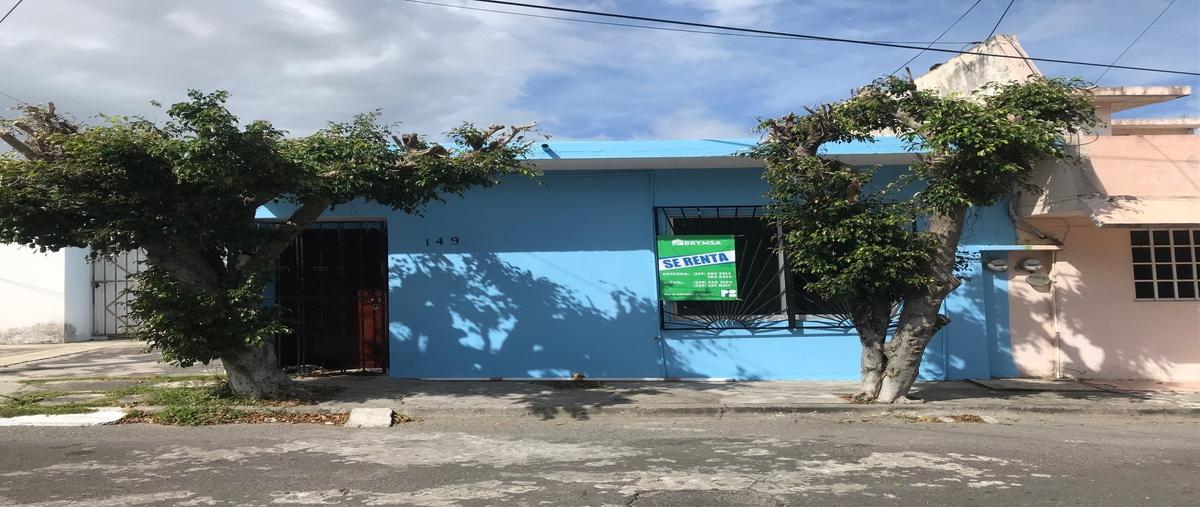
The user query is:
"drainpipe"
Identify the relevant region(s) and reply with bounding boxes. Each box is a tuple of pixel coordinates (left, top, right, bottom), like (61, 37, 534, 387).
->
(1050, 250, 1063, 379)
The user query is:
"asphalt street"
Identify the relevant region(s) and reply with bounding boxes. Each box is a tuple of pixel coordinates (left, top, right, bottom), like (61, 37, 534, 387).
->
(1, 412, 1198, 506)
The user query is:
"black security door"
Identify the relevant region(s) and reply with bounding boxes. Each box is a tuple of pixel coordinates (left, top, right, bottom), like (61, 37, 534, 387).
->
(274, 221, 388, 372)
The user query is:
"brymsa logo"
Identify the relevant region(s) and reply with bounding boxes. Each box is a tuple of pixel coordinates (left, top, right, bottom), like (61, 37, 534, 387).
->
(671, 238, 722, 246)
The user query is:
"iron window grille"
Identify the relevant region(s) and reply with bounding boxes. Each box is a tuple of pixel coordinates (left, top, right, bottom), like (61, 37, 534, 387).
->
(654, 206, 865, 331)
(1130, 229, 1200, 301)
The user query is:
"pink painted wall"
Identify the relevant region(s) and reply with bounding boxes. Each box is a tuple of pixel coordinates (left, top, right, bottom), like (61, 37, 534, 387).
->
(1018, 134, 1200, 219)
(1010, 218, 1200, 380)
(1081, 135, 1200, 197)
(1006, 249, 1057, 377)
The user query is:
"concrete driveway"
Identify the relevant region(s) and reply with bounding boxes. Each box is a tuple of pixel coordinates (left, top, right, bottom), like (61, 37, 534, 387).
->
(0, 340, 222, 396)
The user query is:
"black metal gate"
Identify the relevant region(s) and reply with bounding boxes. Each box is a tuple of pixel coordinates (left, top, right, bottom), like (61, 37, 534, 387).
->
(274, 221, 388, 372)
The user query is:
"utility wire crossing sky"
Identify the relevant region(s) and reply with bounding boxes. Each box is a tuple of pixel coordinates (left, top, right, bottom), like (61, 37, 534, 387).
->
(0, 0, 1196, 141)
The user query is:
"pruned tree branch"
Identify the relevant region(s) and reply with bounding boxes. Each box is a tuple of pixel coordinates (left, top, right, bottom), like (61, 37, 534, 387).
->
(235, 197, 331, 273)
(0, 130, 37, 160)
(486, 123, 536, 151)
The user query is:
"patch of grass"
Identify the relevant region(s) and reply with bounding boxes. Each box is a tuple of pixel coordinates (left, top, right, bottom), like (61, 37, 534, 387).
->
(132, 383, 332, 426)
(0, 391, 93, 418)
(141, 383, 241, 406)
(123, 409, 348, 425)
(136, 383, 245, 425)
(6, 374, 337, 425)
(155, 405, 246, 425)
(19, 374, 226, 386)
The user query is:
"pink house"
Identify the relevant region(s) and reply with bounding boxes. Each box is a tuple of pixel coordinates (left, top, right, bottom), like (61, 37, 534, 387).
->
(1011, 98, 1199, 381)
(921, 36, 1200, 381)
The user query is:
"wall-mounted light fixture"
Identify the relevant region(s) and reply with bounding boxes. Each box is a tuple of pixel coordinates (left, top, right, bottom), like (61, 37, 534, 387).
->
(1018, 257, 1043, 272)
(1026, 272, 1052, 288)
(984, 258, 1009, 272)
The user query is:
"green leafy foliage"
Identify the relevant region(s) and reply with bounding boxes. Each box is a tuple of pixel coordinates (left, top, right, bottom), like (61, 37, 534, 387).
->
(129, 268, 285, 366)
(0, 91, 535, 371)
(754, 74, 1098, 336)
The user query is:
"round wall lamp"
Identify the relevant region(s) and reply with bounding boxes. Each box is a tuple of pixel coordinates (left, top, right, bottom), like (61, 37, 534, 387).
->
(1026, 272, 1052, 288)
(1018, 257, 1043, 272)
(984, 258, 1009, 272)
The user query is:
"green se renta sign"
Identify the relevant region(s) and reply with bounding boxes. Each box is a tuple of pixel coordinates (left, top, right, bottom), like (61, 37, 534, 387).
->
(656, 235, 739, 301)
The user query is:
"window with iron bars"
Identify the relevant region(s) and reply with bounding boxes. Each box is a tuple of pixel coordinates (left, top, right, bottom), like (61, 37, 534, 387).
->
(654, 206, 863, 331)
(1130, 228, 1200, 301)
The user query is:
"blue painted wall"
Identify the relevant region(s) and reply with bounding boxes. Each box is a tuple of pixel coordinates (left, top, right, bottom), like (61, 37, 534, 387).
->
(259, 143, 1022, 381)
(363, 167, 1016, 380)
(386, 173, 664, 378)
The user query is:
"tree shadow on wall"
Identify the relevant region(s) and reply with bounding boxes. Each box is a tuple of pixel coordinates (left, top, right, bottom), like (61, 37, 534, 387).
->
(383, 253, 735, 419)
(1034, 254, 1195, 384)
(927, 245, 1194, 405)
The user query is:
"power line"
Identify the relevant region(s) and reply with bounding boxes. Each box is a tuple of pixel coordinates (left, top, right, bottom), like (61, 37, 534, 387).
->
(891, 0, 982, 76)
(986, 0, 1016, 41)
(1094, 0, 1177, 85)
(0, 90, 26, 104)
(0, 0, 23, 27)
(401, 0, 979, 45)
(469, 0, 1200, 76)
(1, 0, 28, 106)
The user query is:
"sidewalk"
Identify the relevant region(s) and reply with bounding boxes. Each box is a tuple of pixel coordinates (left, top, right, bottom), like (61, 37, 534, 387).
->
(0, 340, 135, 368)
(0, 340, 222, 396)
(303, 376, 1200, 420)
(4, 342, 1199, 421)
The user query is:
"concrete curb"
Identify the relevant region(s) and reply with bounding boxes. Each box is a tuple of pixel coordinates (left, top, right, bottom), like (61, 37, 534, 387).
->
(0, 407, 128, 427)
(100, 402, 1200, 421)
(362, 403, 1200, 419)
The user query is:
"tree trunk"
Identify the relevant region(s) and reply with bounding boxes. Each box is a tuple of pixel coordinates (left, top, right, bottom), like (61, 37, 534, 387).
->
(221, 339, 306, 399)
(873, 205, 969, 404)
(850, 300, 893, 401)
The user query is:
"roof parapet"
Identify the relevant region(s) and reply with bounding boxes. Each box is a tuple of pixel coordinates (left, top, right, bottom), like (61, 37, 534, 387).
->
(1091, 86, 1192, 112)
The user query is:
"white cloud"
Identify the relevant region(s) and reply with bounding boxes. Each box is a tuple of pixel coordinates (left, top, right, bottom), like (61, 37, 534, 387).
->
(164, 10, 219, 39)
(263, 0, 347, 35)
(664, 0, 784, 27)
(647, 105, 751, 139)
(0, 0, 1193, 143)
(283, 44, 400, 77)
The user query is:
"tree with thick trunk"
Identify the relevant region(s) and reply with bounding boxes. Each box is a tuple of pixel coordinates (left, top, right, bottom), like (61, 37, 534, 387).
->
(0, 92, 535, 398)
(754, 76, 1098, 403)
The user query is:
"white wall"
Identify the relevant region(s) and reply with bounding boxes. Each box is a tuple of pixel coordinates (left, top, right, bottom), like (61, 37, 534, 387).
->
(0, 244, 68, 343)
(0, 245, 94, 343)
(63, 247, 94, 341)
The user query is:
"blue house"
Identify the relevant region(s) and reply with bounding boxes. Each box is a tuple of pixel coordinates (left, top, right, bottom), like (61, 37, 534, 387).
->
(259, 137, 1033, 381)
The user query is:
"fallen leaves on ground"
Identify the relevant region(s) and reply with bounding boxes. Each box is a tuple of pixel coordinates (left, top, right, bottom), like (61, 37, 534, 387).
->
(122, 409, 349, 425)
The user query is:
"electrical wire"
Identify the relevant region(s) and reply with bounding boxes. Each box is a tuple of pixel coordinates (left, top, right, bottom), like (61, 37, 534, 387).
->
(0, 90, 26, 105)
(467, 0, 1200, 76)
(985, 0, 1016, 41)
(0, 0, 23, 27)
(1093, 0, 1177, 85)
(1, 1, 29, 105)
(401, 0, 979, 45)
(890, 0, 982, 76)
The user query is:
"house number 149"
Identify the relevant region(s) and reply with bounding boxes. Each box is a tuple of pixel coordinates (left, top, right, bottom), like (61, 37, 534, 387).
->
(425, 236, 460, 246)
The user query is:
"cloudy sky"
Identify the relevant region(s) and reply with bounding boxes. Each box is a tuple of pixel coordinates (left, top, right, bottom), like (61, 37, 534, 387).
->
(1, 0, 1197, 141)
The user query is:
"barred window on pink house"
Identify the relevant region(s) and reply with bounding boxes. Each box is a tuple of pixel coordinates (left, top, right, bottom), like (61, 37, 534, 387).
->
(1130, 229, 1200, 301)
